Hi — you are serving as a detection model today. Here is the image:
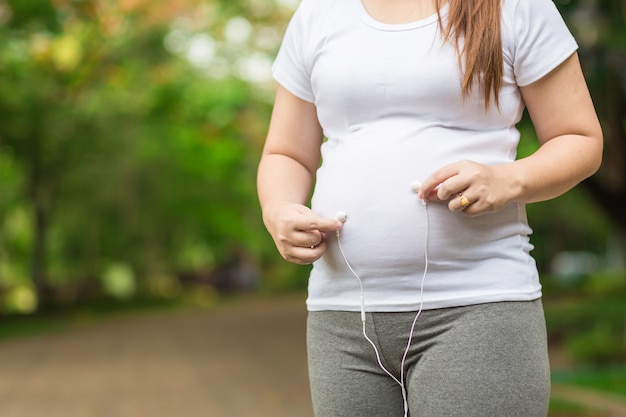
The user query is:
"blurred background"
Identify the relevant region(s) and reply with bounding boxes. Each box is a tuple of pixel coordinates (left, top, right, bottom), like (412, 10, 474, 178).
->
(0, 0, 624, 416)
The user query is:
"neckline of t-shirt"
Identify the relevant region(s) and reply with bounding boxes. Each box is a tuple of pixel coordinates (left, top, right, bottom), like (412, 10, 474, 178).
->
(353, 0, 449, 31)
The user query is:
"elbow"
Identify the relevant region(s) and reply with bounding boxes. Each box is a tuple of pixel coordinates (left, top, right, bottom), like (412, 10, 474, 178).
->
(592, 126, 604, 172)
(583, 127, 604, 179)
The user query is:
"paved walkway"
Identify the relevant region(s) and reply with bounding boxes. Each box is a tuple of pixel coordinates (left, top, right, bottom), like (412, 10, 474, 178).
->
(550, 384, 626, 417)
(0, 294, 313, 417)
(1, 293, 625, 417)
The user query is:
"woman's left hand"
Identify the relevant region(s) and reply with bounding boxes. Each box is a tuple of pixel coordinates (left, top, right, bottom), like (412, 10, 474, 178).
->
(418, 160, 517, 216)
(420, 54, 602, 215)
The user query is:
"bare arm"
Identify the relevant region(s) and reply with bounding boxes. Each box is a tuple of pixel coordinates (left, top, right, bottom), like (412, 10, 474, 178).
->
(419, 52, 603, 215)
(257, 84, 342, 264)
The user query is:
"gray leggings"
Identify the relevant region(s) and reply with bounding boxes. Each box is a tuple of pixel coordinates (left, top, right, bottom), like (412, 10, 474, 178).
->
(307, 300, 550, 417)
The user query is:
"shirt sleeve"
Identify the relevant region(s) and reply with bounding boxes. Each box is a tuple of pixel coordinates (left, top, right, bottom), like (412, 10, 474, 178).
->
(509, 0, 578, 86)
(271, 4, 315, 103)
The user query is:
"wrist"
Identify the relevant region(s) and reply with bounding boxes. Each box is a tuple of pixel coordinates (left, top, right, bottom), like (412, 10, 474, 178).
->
(498, 162, 527, 204)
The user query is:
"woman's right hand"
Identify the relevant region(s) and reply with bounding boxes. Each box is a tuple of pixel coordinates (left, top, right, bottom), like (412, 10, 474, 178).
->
(258, 85, 334, 264)
(264, 201, 343, 265)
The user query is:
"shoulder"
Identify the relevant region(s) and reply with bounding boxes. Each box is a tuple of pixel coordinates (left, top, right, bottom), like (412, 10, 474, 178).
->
(500, 0, 577, 86)
(501, 0, 567, 23)
(500, 0, 573, 45)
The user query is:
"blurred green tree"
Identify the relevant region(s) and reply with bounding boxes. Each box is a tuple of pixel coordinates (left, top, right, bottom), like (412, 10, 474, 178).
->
(556, 0, 626, 261)
(0, 0, 291, 311)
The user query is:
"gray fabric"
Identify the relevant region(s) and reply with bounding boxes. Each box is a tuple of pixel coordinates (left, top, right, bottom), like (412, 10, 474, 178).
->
(307, 300, 550, 417)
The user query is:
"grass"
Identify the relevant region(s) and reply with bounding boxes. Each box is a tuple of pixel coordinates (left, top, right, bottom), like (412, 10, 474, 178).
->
(552, 366, 626, 397)
(0, 289, 245, 343)
(0, 296, 186, 342)
(548, 398, 601, 417)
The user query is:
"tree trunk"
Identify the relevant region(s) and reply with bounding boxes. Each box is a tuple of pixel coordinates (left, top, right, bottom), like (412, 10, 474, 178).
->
(32, 197, 48, 311)
(29, 137, 49, 312)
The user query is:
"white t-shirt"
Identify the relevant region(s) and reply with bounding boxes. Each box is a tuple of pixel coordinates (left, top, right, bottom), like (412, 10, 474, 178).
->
(272, 0, 578, 312)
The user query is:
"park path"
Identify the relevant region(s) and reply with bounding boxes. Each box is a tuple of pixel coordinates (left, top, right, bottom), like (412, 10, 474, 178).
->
(0, 294, 313, 417)
(1, 293, 625, 417)
(550, 385, 626, 417)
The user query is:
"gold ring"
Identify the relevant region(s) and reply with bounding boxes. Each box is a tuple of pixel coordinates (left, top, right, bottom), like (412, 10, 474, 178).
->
(459, 193, 470, 208)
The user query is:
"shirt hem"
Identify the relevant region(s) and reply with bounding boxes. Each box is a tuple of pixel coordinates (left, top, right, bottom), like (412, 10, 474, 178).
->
(306, 291, 543, 312)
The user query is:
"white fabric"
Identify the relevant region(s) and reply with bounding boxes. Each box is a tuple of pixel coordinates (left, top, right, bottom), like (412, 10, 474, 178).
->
(272, 0, 578, 312)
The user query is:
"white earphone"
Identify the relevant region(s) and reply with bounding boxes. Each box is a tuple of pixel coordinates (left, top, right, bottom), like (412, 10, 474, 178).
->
(410, 180, 422, 193)
(334, 180, 429, 417)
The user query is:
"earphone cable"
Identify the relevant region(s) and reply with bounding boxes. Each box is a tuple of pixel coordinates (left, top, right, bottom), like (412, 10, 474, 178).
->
(335, 201, 429, 417)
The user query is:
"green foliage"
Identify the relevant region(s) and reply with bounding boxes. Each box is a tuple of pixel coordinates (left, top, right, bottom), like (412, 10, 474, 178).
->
(544, 271, 626, 365)
(566, 324, 625, 365)
(527, 187, 612, 273)
(4, 0, 59, 32)
(553, 367, 626, 397)
(548, 398, 600, 417)
(0, 0, 285, 312)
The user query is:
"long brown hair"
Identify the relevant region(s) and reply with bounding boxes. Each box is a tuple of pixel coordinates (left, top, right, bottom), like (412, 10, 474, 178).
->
(436, 0, 503, 108)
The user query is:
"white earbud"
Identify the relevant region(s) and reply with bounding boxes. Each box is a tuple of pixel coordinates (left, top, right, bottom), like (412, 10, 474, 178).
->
(335, 211, 347, 238)
(411, 180, 428, 206)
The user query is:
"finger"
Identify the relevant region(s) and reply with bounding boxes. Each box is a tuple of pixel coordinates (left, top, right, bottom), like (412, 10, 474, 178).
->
(298, 216, 342, 233)
(419, 167, 460, 200)
(278, 213, 340, 247)
(449, 192, 474, 213)
(276, 230, 317, 255)
(435, 175, 470, 201)
(293, 229, 324, 249)
(419, 184, 443, 202)
(284, 241, 327, 265)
